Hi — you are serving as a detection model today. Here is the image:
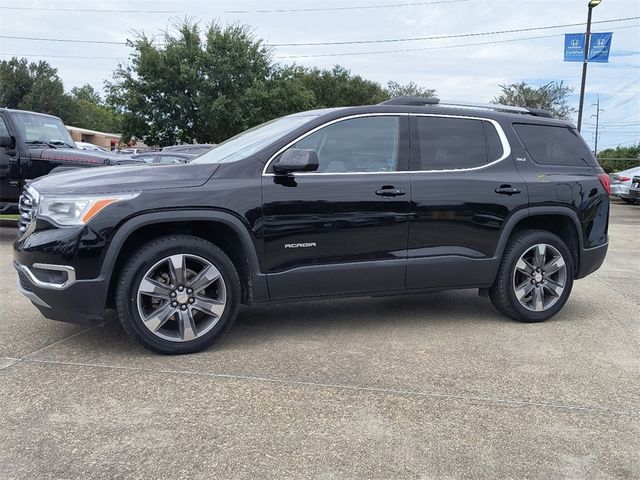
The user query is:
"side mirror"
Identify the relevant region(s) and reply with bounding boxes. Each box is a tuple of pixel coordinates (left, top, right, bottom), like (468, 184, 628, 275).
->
(273, 148, 319, 174)
(0, 134, 14, 148)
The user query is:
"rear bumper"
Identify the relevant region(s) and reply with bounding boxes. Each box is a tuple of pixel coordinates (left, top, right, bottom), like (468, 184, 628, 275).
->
(576, 241, 608, 279)
(15, 261, 109, 326)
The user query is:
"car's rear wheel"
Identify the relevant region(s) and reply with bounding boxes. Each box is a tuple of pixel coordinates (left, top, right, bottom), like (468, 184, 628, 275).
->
(489, 229, 574, 323)
(115, 235, 240, 354)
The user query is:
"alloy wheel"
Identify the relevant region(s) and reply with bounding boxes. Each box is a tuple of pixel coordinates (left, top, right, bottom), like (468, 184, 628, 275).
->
(136, 254, 227, 342)
(512, 243, 567, 312)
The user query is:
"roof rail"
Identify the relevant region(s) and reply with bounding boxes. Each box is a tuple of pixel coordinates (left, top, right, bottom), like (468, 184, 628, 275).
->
(378, 96, 554, 118)
(379, 96, 440, 106)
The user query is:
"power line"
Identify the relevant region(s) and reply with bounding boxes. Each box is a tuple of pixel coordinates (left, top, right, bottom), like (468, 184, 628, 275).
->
(599, 136, 640, 148)
(583, 122, 640, 127)
(0, 53, 126, 60)
(269, 17, 640, 46)
(3, 24, 638, 62)
(0, 16, 638, 48)
(0, 0, 471, 14)
(275, 24, 639, 58)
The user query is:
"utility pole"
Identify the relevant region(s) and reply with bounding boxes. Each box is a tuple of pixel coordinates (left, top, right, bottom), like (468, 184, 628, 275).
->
(577, 0, 602, 133)
(591, 95, 604, 157)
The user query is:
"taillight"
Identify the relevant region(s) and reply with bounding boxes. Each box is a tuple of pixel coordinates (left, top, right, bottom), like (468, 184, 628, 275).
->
(613, 176, 630, 182)
(598, 173, 611, 194)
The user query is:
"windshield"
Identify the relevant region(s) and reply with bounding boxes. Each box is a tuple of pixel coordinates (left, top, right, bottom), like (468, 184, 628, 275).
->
(13, 112, 75, 146)
(192, 114, 319, 164)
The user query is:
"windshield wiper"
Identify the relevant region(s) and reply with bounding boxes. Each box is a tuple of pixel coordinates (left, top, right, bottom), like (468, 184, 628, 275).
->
(48, 140, 75, 148)
(25, 140, 74, 149)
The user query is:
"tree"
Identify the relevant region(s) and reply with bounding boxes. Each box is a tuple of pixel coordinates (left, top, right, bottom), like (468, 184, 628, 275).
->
(293, 65, 389, 107)
(107, 20, 273, 145)
(492, 81, 574, 120)
(0, 57, 71, 118)
(386, 81, 436, 99)
(66, 84, 123, 133)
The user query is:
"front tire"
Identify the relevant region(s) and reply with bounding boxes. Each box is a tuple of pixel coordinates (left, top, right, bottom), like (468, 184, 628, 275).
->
(489, 229, 574, 323)
(115, 235, 240, 354)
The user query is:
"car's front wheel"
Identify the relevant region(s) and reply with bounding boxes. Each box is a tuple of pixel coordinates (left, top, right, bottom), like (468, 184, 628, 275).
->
(115, 235, 240, 354)
(489, 229, 574, 323)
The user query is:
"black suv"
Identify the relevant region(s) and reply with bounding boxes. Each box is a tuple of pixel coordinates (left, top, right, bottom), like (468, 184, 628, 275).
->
(13, 98, 610, 354)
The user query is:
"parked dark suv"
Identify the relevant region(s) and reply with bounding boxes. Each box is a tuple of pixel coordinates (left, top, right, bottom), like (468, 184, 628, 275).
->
(13, 98, 610, 354)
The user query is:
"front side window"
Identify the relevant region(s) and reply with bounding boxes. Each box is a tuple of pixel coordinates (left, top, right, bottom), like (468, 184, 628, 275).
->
(415, 117, 491, 171)
(513, 123, 594, 166)
(289, 116, 400, 173)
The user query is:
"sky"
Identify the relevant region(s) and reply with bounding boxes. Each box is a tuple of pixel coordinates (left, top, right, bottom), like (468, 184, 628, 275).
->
(0, 0, 639, 151)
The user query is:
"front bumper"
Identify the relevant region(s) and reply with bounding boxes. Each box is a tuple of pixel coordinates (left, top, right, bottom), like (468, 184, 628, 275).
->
(15, 261, 109, 326)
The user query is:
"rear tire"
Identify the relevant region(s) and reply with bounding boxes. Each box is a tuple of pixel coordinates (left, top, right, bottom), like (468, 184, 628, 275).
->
(115, 235, 240, 354)
(489, 229, 574, 323)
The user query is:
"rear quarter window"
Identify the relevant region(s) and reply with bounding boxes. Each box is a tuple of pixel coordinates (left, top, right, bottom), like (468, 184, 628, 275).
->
(513, 123, 594, 167)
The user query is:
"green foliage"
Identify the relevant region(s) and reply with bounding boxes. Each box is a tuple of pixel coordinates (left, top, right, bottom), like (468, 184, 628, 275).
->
(492, 81, 574, 120)
(597, 144, 640, 159)
(66, 84, 123, 133)
(0, 57, 71, 117)
(0, 58, 122, 133)
(291, 65, 389, 107)
(386, 81, 436, 99)
(106, 20, 274, 145)
(106, 20, 428, 145)
(597, 144, 640, 173)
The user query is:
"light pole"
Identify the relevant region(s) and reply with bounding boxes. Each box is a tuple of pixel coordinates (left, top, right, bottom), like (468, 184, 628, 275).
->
(577, 0, 602, 133)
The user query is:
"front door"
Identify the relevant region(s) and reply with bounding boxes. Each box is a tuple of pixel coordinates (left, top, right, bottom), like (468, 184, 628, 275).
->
(262, 114, 411, 300)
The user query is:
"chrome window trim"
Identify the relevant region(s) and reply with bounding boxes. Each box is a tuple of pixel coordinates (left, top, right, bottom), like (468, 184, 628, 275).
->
(262, 112, 512, 176)
(15, 262, 76, 290)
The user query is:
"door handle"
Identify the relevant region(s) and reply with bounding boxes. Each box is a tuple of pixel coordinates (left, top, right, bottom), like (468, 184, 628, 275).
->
(495, 185, 521, 195)
(375, 186, 406, 197)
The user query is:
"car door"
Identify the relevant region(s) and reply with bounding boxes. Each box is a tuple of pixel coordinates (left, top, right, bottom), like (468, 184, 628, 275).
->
(407, 114, 526, 289)
(262, 114, 411, 300)
(0, 113, 21, 206)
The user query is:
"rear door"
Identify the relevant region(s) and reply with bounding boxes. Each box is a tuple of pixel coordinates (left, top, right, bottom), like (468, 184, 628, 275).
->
(262, 114, 411, 300)
(407, 114, 526, 289)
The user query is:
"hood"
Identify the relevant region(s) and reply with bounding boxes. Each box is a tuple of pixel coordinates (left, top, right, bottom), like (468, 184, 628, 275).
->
(30, 162, 220, 195)
(28, 147, 126, 166)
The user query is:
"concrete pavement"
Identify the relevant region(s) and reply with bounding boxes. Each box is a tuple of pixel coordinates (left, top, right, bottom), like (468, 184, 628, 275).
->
(1, 200, 638, 479)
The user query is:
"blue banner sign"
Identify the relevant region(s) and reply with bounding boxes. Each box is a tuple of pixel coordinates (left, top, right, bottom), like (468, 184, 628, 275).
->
(564, 32, 612, 63)
(589, 32, 612, 63)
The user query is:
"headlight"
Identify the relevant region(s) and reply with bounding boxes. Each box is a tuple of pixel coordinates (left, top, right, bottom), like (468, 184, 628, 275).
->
(37, 192, 140, 226)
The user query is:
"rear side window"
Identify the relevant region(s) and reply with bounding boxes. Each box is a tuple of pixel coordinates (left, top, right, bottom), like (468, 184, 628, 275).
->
(415, 117, 495, 170)
(485, 122, 504, 161)
(513, 124, 593, 166)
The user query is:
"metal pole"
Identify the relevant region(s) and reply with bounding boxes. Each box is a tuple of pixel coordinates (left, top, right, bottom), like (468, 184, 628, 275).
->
(593, 95, 600, 156)
(577, 5, 594, 132)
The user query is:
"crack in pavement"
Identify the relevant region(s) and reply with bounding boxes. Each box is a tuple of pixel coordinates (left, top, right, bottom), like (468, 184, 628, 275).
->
(19, 357, 640, 418)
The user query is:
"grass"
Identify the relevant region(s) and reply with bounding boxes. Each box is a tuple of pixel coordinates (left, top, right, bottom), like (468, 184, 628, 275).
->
(0, 214, 19, 221)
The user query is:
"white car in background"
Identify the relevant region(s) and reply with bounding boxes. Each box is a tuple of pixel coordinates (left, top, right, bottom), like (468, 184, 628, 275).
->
(75, 141, 110, 152)
(610, 166, 640, 203)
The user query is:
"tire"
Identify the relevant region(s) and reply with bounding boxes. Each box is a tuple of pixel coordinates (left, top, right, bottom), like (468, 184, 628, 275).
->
(489, 229, 574, 323)
(115, 235, 241, 354)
